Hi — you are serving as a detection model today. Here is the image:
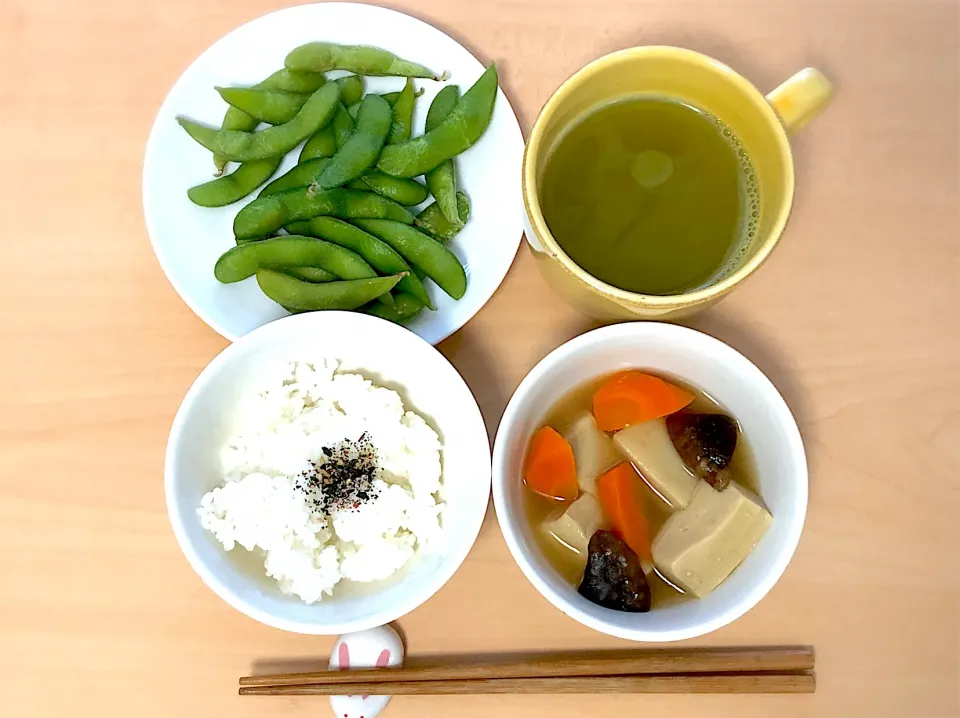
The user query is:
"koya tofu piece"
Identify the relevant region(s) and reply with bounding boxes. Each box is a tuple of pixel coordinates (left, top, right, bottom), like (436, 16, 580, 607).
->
(564, 413, 622, 495)
(613, 419, 697, 509)
(651, 480, 772, 598)
(542, 492, 606, 557)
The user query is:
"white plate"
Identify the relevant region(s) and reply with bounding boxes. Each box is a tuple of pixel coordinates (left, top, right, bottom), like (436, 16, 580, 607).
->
(143, 2, 524, 344)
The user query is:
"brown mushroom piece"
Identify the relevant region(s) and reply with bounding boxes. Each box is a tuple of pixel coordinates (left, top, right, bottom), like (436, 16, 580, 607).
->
(665, 411, 738, 490)
(577, 530, 651, 612)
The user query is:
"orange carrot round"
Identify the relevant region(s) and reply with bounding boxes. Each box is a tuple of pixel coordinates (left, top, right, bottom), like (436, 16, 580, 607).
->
(596, 463, 652, 562)
(523, 426, 578, 501)
(592, 371, 694, 431)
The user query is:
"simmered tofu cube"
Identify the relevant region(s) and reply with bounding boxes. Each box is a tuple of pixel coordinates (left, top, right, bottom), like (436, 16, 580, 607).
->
(614, 419, 697, 509)
(564, 413, 622, 494)
(652, 480, 772, 598)
(542, 493, 606, 556)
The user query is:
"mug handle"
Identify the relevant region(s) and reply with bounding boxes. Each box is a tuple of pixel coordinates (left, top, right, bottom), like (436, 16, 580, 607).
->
(766, 68, 833, 135)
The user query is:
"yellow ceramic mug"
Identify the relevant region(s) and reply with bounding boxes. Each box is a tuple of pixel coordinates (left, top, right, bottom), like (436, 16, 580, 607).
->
(522, 47, 832, 319)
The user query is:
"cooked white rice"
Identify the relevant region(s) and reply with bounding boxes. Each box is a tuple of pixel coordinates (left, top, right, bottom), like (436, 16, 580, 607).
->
(197, 359, 444, 603)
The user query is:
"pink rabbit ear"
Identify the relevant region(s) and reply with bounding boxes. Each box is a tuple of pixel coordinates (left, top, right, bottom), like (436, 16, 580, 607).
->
(375, 649, 390, 668)
(338, 643, 350, 670)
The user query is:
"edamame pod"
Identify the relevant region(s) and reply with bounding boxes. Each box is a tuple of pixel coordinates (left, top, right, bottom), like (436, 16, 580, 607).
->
(257, 270, 404, 311)
(285, 267, 336, 283)
(234, 188, 414, 239)
(214, 69, 326, 174)
(362, 293, 424, 323)
(415, 192, 471, 242)
(377, 64, 497, 177)
(285, 42, 438, 79)
(285, 217, 433, 309)
(424, 85, 461, 223)
(187, 156, 283, 207)
(216, 76, 364, 126)
(178, 83, 339, 162)
(299, 129, 337, 162)
(214, 235, 377, 283)
(387, 78, 416, 144)
(312, 94, 392, 190)
(348, 172, 429, 206)
(352, 219, 467, 299)
(259, 158, 330, 197)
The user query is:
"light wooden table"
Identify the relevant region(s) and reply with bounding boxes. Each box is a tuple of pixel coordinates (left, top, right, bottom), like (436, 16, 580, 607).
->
(1, 0, 958, 716)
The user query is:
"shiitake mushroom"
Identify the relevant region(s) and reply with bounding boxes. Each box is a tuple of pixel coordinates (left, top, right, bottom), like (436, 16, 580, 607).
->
(577, 530, 651, 612)
(665, 411, 738, 490)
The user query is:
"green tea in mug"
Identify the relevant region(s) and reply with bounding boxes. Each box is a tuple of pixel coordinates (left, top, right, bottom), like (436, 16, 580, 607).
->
(539, 96, 759, 295)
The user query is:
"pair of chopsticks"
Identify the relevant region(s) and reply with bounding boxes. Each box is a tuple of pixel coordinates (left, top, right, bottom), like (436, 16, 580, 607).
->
(239, 645, 815, 695)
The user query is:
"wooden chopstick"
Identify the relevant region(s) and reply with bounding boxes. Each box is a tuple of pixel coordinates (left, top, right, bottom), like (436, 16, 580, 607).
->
(240, 645, 814, 688)
(239, 672, 815, 695)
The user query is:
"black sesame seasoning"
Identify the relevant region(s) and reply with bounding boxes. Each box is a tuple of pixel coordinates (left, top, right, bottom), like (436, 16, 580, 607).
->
(295, 432, 380, 516)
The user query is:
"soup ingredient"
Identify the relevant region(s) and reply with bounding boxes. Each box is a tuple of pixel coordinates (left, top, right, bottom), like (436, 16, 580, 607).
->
(286, 217, 432, 308)
(285, 266, 336, 283)
(312, 94, 393, 190)
(259, 157, 330, 196)
(178, 83, 340, 161)
(352, 219, 467, 300)
(652, 481, 772, 598)
(564, 413, 621, 495)
(542, 492, 606, 557)
(198, 359, 443, 603)
(256, 270, 403, 311)
(577, 530, 651, 612)
(214, 236, 377, 284)
(666, 412, 738, 490)
(592, 371, 694, 431)
(424, 85, 461, 223)
(363, 293, 425, 323)
(613, 419, 697, 509)
(595, 463, 653, 562)
(213, 68, 327, 174)
(387, 78, 417, 144)
(539, 96, 758, 296)
(234, 189, 414, 239)
(187, 157, 283, 207)
(349, 172, 429, 206)
(285, 42, 439, 79)
(523, 426, 578, 501)
(377, 64, 498, 177)
(415, 192, 470, 242)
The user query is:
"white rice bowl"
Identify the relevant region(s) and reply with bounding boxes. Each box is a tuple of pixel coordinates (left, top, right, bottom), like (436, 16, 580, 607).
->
(164, 312, 491, 634)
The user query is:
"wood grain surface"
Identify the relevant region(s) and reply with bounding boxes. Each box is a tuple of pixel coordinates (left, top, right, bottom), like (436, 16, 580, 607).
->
(0, 1, 957, 717)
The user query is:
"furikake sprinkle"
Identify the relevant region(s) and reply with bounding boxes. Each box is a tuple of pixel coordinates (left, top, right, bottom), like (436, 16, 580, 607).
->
(296, 432, 380, 515)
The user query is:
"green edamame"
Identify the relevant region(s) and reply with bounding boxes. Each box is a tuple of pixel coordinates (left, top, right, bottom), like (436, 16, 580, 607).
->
(214, 235, 377, 283)
(352, 219, 467, 299)
(299, 129, 337, 162)
(285, 42, 438, 79)
(259, 158, 330, 197)
(178, 83, 340, 162)
(363, 293, 424, 323)
(387, 78, 416, 144)
(424, 85, 461, 223)
(330, 103, 356, 149)
(378, 64, 497, 177)
(187, 156, 283, 207)
(214, 69, 326, 174)
(285, 216, 434, 309)
(348, 172, 429, 206)
(285, 267, 336, 283)
(348, 87, 424, 119)
(257, 269, 404, 311)
(234, 188, 414, 239)
(216, 76, 364, 126)
(415, 192, 471, 242)
(336, 75, 365, 106)
(311, 94, 392, 190)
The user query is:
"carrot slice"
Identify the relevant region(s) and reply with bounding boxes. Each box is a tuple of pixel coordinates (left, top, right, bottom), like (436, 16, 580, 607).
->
(523, 426, 578, 501)
(593, 371, 694, 431)
(596, 463, 652, 562)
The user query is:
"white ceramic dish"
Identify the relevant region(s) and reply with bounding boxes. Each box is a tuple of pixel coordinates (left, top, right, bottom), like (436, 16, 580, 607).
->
(492, 322, 807, 642)
(165, 311, 491, 634)
(143, 2, 524, 344)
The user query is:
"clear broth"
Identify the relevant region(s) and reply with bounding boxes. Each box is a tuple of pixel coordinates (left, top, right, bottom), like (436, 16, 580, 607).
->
(523, 372, 759, 609)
